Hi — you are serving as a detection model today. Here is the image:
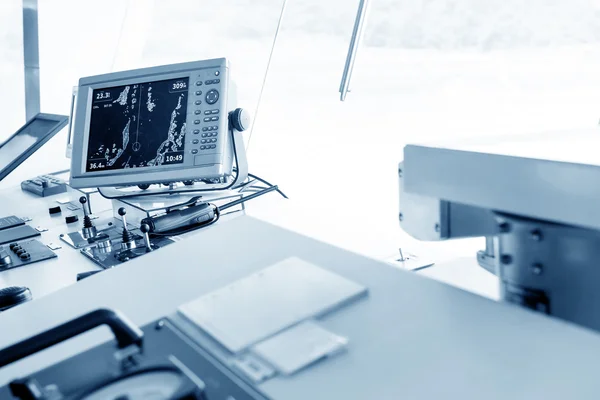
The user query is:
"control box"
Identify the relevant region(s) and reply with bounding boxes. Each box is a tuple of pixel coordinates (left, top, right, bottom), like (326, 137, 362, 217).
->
(21, 175, 68, 197)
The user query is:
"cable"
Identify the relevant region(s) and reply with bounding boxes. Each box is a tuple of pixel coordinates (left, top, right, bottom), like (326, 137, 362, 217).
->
(246, 0, 289, 152)
(248, 173, 288, 199)
(111, 0, 131, 72)
(241, 186, 270, 192)
(232, 168, 288, 199)
(47, 168, 71, 176)
(220, 185, 279, 211)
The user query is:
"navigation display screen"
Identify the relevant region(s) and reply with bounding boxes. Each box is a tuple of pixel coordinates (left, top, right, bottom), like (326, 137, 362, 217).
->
(86, 77, 189, 172)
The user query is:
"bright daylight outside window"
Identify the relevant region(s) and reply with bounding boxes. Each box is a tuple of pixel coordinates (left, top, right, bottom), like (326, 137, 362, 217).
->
(250, 0, 600, 267)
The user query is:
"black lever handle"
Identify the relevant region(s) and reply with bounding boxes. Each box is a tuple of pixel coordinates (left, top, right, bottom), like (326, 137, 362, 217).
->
(0, 308, 143, 369)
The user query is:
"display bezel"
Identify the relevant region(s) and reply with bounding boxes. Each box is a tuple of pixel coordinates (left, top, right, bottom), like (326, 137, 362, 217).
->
(69, 58, 230, 189)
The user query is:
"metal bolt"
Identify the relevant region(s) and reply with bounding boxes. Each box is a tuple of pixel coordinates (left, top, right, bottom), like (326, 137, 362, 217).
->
(434, 223, 440, 232)
(155, 320, 165, 330)
(500, 254, 512, 265)
(108, 222, 113, 226)
(531, 263, 543, 275)
(530, 229, 543, 241)
(399, 213, 403, 221)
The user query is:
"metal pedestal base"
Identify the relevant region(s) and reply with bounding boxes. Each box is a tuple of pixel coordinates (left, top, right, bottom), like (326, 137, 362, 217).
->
(492, 213, 600, 331)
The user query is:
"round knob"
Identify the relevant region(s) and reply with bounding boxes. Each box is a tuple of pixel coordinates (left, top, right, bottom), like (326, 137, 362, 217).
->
(0, 254, 12, 266)
(0, 286, 32, 310)
(229, 108, 251, 132)
(79, 196, 87, 204)
(118, 207, 127, 216)
(140, 223, 150, 234)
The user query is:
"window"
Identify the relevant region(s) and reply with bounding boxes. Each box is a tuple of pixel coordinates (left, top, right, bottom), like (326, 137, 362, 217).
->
(249, 0, 600, 261)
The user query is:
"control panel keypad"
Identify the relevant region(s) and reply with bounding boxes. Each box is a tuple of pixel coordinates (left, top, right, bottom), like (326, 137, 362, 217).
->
(192, 71, 222, 153)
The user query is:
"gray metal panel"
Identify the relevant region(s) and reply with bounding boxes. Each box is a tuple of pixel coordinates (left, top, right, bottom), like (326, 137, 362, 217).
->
(0, 217, 599, 399)
(403, 142, 600, 231)
(398, 161, 447, 240)
(22, 0, 40, 120)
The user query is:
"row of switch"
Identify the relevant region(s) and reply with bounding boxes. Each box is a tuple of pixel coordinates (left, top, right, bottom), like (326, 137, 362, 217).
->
(193, 116, 218, 125)
(191, 138, 217, 144)
(193, 109, 218, 116)
(195, 79, 220, 86)
(191, 144, 217, 154)
(192, 127, 218, 134)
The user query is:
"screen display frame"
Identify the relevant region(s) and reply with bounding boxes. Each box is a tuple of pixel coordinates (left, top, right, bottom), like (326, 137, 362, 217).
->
(0, 113, 69, 182)
(69, 58, 231, 189)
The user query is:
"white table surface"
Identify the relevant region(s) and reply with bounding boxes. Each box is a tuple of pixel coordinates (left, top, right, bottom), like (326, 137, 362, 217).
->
(0, 215, 594, 399)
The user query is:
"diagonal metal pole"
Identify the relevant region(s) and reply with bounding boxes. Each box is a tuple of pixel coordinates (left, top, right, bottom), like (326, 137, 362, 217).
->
(339, 0, 370, 101)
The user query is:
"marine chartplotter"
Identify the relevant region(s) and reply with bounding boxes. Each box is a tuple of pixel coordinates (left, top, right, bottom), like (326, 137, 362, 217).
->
(68, 58, 246, 190)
